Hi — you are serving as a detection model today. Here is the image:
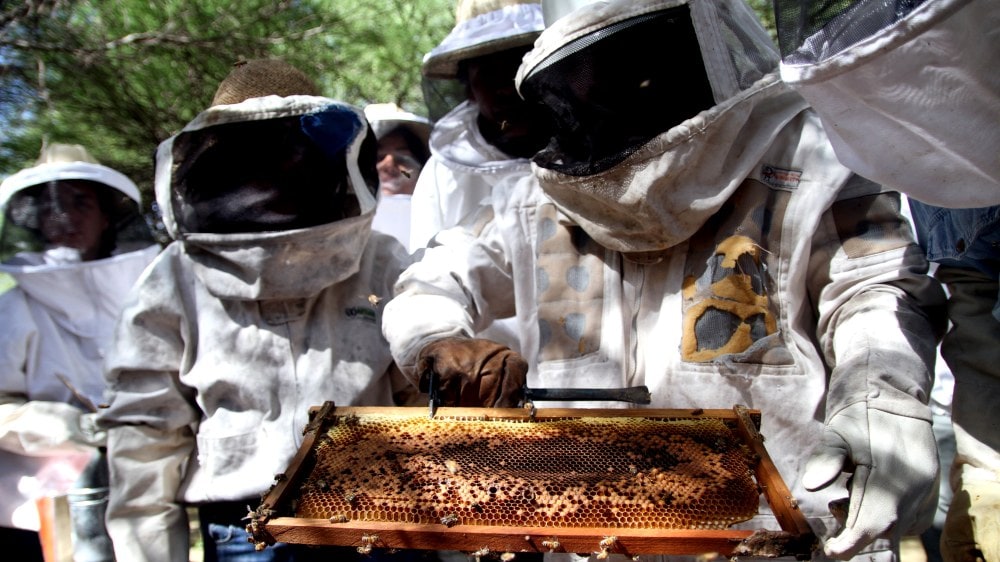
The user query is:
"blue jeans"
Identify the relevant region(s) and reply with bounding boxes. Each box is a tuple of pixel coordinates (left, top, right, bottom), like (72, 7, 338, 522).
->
(203, 523, 292, 562)
(201, 520, 441, 562)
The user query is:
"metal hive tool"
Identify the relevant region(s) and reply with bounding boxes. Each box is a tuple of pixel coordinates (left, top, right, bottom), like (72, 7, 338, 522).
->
(249, 404, 816, 558)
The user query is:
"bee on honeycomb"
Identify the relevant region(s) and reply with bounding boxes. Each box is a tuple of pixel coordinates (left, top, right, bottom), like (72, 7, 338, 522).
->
(293, 413, 759, 531)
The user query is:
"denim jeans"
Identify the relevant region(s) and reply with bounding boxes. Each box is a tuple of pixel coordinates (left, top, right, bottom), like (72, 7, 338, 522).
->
(203, 523, 292, 562)
(200, 520, 441, 562)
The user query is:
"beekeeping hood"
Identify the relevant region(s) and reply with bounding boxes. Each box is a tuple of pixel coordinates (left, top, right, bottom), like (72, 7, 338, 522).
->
(775, 0, 1000, 207)
(422, 1, 545, 120)
(155, 94, 379, 300)
(0, 143, 155, 266)
(516, 0, 808, 254)
(364, 103, 433, 149)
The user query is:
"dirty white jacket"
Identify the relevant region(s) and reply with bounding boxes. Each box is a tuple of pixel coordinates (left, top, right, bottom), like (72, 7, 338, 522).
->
(98, 96, 413, 562)
(384, 77, 945, 558)
(0, 246, 158, 530)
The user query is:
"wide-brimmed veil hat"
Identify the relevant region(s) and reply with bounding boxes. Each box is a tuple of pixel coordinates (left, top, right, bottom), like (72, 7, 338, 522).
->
(363, 103, 433, 147)
(155, 58, 379, 238)
(422, 0, 545, 79)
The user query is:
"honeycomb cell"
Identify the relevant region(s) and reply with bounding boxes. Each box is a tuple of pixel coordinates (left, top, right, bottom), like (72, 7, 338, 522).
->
(292, 413, 759, 529)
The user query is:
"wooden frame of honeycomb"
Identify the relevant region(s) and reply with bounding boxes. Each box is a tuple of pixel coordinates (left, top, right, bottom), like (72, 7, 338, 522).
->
(249, 403, 815, 558)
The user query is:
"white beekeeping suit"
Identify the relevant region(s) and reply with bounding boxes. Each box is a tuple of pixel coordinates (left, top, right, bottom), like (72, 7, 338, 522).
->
(774, 2, 1000, 561)
(409, 0, 548, 252)
(97, 60, 413, 562)
(385, 1, 948, 560)
(0, 143, 159, 554)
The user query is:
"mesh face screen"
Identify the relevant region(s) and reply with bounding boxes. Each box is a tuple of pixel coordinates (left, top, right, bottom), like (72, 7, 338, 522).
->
(293, 412, 759, 530)
(774, 0, 928, 64)
(521, 5, 715, 177)
(1, 180, 154, 262)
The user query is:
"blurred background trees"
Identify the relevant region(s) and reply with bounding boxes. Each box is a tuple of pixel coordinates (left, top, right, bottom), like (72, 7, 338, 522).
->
(0, 0, 776, 212)
(0, 0, 454, 206)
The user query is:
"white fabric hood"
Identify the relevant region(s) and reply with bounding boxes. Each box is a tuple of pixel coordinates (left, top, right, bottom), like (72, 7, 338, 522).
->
(776, 0, 1000, 207)
(532, 76, 809, 253)
(0, 148, 158, 308)
(429, 100, 530, 175)
(154, 95, 378, 300)
(422, 2, 545, 79)
(515, 0, 808, 253)
(0, 160, 140, 209)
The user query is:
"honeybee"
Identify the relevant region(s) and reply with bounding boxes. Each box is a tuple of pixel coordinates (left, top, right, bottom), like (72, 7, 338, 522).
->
(595, 536, 617, 560)
(440, 514, 459, 527)
(357, 534, 378, 555)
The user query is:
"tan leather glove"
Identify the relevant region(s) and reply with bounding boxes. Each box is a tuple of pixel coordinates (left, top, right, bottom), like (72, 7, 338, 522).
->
(416, 337, 527, 408)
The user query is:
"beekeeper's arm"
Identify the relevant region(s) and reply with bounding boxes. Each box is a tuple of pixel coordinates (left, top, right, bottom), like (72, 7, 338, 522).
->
(806, 183, 947, 559)
(384, 204, 525, 406)
(97, 264, 198, 562)
(0, 290, 105, 454)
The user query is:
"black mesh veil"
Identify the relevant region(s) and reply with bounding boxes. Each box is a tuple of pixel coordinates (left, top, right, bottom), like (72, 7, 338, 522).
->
(774, 0, 928, 64)
(168, 106, 378, 235)
(1, 180, 154, 264)
(518, 5, 716, 176)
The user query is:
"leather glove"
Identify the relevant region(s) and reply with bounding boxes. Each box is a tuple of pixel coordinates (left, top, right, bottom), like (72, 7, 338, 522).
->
(802, 402, 939, 559)
(416, 337, 527, 408)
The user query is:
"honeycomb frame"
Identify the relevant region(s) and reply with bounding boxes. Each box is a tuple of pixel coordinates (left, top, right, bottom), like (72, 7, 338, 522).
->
(250, 403, 815, 558)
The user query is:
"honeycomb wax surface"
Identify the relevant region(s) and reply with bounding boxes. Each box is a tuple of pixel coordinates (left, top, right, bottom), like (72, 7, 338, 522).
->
(294, 413, 760, 530)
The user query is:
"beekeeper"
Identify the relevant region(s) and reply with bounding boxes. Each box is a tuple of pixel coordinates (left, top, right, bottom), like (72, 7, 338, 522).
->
(97, 59, 413, 562)
(409, 0, 552, 252)
(383, 1, 948, 560)
(366, 103, 433, 248)
(0, 143, 159, 559)
(773, 1, 1000, 560)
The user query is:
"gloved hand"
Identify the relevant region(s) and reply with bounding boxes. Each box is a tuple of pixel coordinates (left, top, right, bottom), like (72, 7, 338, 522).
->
(416, 337, 527, 407)
(802, 402, 939, 559)
(0, 400, 107, 454)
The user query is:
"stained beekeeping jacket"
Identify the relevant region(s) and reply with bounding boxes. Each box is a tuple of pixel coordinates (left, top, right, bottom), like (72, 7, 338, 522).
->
(0, 147, 159, 530)
(385, 1, 946, 559)
(774, 0, 1000, 208)
(97, 95, 412, 562)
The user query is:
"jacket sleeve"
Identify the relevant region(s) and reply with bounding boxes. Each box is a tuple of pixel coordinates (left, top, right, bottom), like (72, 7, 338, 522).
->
(97, 255, 199, 562)
(0, 289, 103, 454)
(807, 180, 947, 420)
(384, 203, 516, 384)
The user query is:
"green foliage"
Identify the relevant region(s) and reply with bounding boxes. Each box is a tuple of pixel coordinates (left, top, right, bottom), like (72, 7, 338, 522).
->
(1, 0, 454, 212)
(746, 0, 777, 39)
(0, 272, 13, 295)
(1, 0, 776, 219)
